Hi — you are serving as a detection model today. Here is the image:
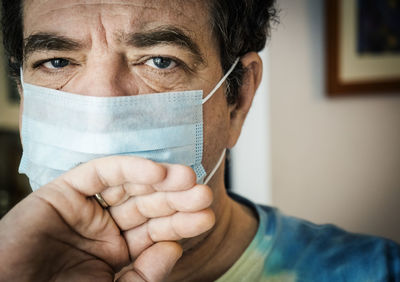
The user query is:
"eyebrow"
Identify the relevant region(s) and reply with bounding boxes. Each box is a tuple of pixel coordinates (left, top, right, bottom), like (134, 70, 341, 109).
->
(121, 26, 205, 65)
(23, 33, 83, 61)
(23, 26, 205, 65)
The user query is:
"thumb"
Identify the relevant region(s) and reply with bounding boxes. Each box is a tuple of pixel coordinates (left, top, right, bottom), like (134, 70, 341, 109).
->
(117, 242, 182, 282)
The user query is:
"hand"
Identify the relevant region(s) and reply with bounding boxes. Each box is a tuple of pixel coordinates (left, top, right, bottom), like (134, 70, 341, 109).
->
(0, 156, 214, 281)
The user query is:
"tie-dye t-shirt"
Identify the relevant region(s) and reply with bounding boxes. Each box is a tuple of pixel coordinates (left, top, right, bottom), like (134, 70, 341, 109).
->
(217, 194, 400, 282)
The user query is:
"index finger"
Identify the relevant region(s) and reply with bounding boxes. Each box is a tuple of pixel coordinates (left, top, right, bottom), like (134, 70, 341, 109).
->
(58, 155, 167, 196)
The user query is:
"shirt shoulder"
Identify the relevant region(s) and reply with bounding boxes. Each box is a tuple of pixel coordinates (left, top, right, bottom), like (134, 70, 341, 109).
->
(262, 204, 400, 281)
(223, 193, 400, 281)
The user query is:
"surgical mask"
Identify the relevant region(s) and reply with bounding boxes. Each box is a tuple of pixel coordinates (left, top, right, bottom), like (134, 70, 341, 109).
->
(19, 58, 239, 191)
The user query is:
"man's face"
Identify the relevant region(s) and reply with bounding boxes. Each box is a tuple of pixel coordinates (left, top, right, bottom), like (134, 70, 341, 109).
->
(22, 0, 234, 178)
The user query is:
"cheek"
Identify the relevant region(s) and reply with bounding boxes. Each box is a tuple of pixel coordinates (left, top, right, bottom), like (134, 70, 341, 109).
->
(132, 67, 194, 93)
(201, 92, 230, 172)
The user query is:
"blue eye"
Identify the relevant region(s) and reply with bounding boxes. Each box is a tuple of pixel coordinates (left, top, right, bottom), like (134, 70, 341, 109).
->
(43, 58, 70, 69)
(145, 57, 177, 70)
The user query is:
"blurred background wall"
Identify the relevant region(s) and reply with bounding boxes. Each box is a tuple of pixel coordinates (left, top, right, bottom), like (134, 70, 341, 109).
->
(232, 0, 400, 243)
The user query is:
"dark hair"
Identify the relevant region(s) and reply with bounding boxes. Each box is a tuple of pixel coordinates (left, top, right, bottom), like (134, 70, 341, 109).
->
(1, 1, 23, 80)
(1, 0, 277, 104)
(207, 0, 277, 104)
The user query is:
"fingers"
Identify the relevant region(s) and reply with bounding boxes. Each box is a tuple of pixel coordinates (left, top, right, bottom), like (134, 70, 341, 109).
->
(49, 156, 198, 216)
(153, 209, 215, 239)
(152, 163, 197, 192)
(100, 184, 155, 206)
(109, 185, 213, 230)
(124, 209, 215, 258)
(164, 185, 213, 212)
(100, 163, 197, 207)
(57, 155, 167, 196)
(40, 155, 210, 279)
(117, 242, 182, 282)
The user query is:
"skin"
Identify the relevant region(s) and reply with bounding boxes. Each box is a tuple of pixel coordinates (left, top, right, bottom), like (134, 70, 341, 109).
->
(0, 157, 214, 281)
(0, 0, 263, 281)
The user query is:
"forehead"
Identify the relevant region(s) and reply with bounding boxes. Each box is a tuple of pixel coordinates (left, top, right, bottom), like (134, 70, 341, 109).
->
(23, 0, 211, 40)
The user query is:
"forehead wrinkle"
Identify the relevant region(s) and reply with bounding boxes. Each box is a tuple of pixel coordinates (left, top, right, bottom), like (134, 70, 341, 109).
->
(23, 0, 215, 66)
(25, 0, 159, 10)
(23, 1, 158, 32)
(95, 13, 109, 48)
(24, 0, 205, 25)
(23, 1, 191, 39)
(24, 0, 210, 34)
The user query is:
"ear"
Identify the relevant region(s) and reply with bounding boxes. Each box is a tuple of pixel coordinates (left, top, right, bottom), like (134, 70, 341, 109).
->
(227, 52, 263, 148)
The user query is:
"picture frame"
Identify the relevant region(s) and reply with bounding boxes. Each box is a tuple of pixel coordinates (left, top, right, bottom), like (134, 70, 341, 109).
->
(326, 0, 400, 96)
(0, 45, 20, 131)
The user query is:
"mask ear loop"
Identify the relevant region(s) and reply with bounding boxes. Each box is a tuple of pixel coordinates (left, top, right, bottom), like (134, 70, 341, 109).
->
(202, 58, 240, 104)
(202, 58, 239, 185)
(204, 148, 226, 185)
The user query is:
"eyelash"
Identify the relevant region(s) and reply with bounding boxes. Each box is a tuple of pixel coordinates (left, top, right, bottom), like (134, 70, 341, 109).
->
(31, 55, 193, 77)
(136, 56, 194, 74)
(32, 57, 75, 70)
(32, 56, 189, 71)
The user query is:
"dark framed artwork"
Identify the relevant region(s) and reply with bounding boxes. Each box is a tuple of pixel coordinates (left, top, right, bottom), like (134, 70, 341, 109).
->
(326, 0, 400, 96)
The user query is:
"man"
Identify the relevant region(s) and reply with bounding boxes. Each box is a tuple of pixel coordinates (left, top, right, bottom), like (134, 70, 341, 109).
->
(0, 0, 399, 281)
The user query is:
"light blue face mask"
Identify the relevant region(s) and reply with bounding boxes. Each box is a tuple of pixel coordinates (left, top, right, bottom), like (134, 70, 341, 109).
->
(19, 58, 240, 191)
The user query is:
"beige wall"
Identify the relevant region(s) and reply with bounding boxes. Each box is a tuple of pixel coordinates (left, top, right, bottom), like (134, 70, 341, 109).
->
(270, 0, 400, 243)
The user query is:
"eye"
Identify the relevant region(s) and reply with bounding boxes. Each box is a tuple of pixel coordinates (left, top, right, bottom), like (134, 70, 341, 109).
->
(145, 57, 177, 70)
(42, 58, 70, 69)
